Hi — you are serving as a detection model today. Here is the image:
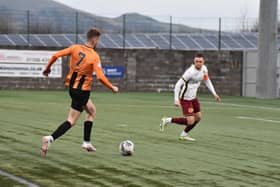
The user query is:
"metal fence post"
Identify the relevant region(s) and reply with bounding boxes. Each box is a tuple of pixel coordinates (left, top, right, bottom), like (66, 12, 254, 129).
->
(75, 11, 79, 43)
(27, 10, 30, 46)
(218, 17, 221, 50)
(169, 16, 172, 50)
(122, 14, 126, 49)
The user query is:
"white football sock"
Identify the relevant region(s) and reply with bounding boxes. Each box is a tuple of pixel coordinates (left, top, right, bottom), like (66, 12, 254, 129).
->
(180, 131, 188, 137)
(166, 117, 172, 123)
(48, 135, 54, 143)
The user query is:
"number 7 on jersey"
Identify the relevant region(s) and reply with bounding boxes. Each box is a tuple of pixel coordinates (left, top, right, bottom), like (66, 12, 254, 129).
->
(76, 52, 86, 66)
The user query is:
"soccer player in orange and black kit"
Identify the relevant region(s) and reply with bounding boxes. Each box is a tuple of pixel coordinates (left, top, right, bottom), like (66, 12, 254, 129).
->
(40, 28, 119, 157)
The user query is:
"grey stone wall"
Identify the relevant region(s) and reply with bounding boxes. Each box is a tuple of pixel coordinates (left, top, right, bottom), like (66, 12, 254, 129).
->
(97, 49, 243, 96)
(0, 47, 243, 96)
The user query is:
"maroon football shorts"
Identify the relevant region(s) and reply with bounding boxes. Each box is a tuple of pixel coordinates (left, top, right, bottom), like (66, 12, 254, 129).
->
(180, 98, 200, 116)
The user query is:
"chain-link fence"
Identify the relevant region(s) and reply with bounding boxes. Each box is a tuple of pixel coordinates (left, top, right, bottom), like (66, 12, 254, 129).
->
(0, 9, 259, 34)
(0, 9, 259, 49)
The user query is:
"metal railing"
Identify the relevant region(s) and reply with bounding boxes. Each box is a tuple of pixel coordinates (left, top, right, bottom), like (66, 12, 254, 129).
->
(0, 9, 259, 50)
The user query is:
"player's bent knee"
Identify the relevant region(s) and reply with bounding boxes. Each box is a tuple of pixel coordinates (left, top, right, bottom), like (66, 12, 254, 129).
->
(86, 114, 94, 121)
(87, 106, 96, 117)
(88, 111, 96, 119)
(194, 113, 202, 122)
(67, 113, 80, 126)
(67, 119, 76, 126)
(91, 109, 96, 117)
(188, 121, 195, 126)
(196, 116, 202, 122)
(186, 117, 195, 125)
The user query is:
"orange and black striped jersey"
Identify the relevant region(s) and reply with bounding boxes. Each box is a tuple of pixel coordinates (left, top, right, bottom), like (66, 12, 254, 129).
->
(46, 44, 113, 91)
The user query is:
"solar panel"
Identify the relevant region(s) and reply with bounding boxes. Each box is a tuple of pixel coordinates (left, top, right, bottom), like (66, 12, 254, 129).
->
(230, 34, 255, 49)
(149, 35, 170, 49)
(176, 35, 201, 49)
(37, 34, 60, 47)
(125, 34, 144, 48)
(134, 34, 156, 48)
(0, 35, 15, 46)
(65, 34, 76, 44)
(78, 34, 86, 44)
(6, 34, 27, 46)
(52, 34, 72, 46)
(191, 35, 215, 50)
(28, 35, 45, 46)
(242, 33, 258, 46)
(221, 35, 242, 49)
(170, 35, 188, 50)
(0, 33, 278, 50)
(96, 39, 105, 48)
(206, 35, 228, 49)
(203, 35, 219, 49)
(100, 34, 119, 48)
(107, 34, 124, 48)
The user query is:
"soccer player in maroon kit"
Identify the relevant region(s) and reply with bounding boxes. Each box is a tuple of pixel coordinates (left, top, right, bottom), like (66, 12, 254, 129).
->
(160, 53, 220, 141)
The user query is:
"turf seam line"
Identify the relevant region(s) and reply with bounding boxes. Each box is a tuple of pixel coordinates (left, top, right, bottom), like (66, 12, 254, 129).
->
(235, 116, 280, 123)
(201, 101, 280, 111)
(0, 169, 40, 187)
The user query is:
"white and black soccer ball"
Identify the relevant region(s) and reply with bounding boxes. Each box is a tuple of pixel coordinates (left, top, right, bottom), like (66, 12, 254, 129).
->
(119, 140, 134, 156)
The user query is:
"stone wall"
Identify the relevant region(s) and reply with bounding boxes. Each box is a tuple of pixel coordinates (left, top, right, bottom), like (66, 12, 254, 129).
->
(97, 49, 243, 96)
(0, 47, 243, 96)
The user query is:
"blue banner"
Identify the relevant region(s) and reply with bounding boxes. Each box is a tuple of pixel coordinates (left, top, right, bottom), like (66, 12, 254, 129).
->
(93, 66, 125, 78)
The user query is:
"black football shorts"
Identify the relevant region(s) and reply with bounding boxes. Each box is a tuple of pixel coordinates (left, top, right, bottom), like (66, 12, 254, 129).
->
(69, 88, 90, 112)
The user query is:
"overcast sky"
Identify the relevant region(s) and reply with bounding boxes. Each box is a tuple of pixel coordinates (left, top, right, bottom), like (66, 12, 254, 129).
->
(55, 0, 260, 18)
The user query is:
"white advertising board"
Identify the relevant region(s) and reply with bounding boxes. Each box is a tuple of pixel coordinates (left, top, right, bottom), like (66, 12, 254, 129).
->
(0, 50, 62, 78)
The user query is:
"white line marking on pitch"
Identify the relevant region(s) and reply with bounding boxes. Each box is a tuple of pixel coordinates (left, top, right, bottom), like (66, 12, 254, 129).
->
(235, 116, 280, 123)
(102, 101, 280, 111)
(201, 101, 280, 111)
(116, 124, 128, 127)
(0, 169, 40, 187)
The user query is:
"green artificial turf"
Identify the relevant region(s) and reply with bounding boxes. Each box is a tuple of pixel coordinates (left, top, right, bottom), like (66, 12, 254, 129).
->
(0, 90, 279, 187)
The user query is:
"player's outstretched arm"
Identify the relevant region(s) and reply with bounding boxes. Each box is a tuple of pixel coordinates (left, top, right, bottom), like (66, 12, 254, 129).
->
(43, 47, 72, 77)
(204, 74, 221, 102)
(94, 62, 119, 93)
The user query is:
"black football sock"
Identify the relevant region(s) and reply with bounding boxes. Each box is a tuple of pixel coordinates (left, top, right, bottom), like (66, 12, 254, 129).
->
(51, 121, 72, 140)
(184, 121, 199, 133)
(84, 121, 93, 142)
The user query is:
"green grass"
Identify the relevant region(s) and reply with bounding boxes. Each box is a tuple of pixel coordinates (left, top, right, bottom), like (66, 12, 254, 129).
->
(0, 90, 279, 187)
(0, 175, 25, 187)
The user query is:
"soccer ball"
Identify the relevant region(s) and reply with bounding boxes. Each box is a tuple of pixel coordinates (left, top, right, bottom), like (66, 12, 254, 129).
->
(119, 140, 134, 156)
